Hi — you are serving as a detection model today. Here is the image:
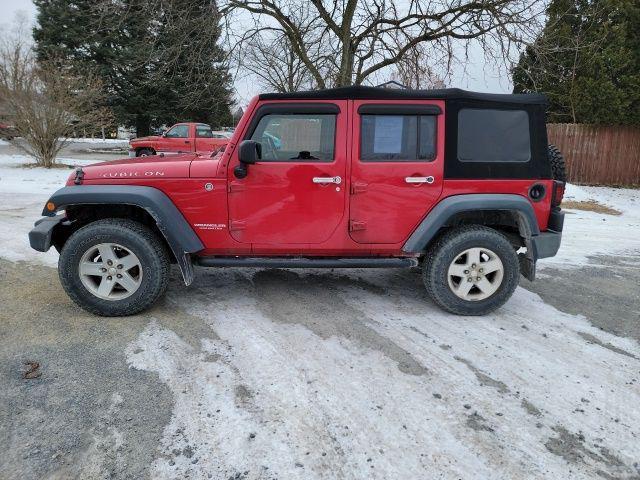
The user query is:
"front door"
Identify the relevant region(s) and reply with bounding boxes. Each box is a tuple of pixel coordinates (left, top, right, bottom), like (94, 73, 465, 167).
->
(228, 101, 347, 245)
(194, 124, 228, 152)
(349, 100, 445, 244)
(158, 124, 192, 153)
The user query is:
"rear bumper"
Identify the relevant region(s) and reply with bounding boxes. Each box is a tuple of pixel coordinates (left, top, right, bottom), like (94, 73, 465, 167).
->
(29, 215, 65, 252)
(531, 209, 564, 260)
(531, 231, 562, 259)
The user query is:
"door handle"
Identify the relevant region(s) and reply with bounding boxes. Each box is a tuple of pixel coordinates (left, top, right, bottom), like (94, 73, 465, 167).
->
(405, 176, 435, 184)
(313, 176, 342, 185)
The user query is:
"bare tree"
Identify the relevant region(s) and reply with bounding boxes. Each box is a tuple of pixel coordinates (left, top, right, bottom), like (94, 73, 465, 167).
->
(0, 38, 110, 167)
(241, 31, 313, 92)
(389, 42, 450, 89)
(221, 0, 546, 89)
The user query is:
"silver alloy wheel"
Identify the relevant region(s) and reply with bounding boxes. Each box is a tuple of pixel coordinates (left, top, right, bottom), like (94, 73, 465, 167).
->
(79, 243, 143, 300)
(447, 247, 504, 301)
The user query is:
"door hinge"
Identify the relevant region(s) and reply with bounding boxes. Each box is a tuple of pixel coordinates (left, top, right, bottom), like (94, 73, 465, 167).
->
(349, 220, 367, 232)
(228, 182, 245, 193)
(229, 220, 246, 231)
(350, 182, 368, 194)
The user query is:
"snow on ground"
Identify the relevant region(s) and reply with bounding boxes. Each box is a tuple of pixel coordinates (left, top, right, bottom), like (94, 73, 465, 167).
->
(0, 154, 99, 265)
(62, 137, 129, 145)
(0, 139, 10, 146)
(544, 184, 640, 268)
(125, 268, 640, 479)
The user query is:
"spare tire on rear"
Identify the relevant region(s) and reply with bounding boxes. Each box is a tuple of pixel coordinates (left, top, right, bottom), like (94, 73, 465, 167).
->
(548, 144, 566, 182)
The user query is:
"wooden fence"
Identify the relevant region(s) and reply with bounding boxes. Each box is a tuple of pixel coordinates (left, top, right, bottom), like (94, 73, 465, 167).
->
(547, 124, 640, 187)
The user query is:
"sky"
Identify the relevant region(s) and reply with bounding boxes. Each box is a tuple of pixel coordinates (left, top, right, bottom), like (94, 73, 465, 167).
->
(0, 0, 513, 107)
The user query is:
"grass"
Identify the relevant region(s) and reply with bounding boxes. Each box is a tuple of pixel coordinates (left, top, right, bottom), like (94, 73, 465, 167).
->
(561, 199, 622, 216)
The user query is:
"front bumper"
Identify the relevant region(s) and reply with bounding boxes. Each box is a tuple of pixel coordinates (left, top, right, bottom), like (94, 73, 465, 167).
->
(28, 215, 65, 252)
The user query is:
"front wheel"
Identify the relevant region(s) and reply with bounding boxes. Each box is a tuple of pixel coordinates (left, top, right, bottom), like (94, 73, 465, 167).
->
(137, 148, 155, 157)
(58, 219, 170, 316)
(423, 226, 519, 315)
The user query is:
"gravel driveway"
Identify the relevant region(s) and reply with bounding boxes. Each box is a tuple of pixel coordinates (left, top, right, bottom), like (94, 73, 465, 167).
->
(0, 145, 639, 479)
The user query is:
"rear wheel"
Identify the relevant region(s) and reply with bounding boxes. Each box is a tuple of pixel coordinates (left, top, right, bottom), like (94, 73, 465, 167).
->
(423, 226, 519, 315)
(58, 219, 170, 316)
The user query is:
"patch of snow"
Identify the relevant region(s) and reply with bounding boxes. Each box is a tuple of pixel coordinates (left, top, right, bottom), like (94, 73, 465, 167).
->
(125, 270, 640, 479)
(0, 154, 100, 266)
(61, 137, 129, 145)
(0, 139, 10, 146)
(542, 184, 640, 268)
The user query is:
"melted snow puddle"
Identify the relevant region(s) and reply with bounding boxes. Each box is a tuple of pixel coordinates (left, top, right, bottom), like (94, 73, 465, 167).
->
(126, 270, 640, 480)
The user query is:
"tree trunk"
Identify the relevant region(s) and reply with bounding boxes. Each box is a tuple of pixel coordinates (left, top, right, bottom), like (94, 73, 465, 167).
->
(135, 114, 151, 137)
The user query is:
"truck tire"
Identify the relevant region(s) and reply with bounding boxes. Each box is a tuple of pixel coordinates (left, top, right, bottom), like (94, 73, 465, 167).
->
(58, 219, 170, 316)
(548, 144, 566, 182)
(137, 148, 155, 157)
(423, 226, 519, 316)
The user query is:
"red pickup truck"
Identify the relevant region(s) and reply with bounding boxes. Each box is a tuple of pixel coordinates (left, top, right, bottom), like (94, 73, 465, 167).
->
(128, 123, 230, 157)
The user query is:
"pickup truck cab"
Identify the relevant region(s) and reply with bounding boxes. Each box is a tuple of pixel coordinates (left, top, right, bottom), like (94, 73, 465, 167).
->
(30, 86, 565, 317)
(128, 122, 229, 157)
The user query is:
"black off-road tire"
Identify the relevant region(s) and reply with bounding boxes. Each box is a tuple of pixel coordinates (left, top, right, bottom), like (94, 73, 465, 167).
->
(58, 219, 170, 316)
(423, 226, 520, 316)
(548, 144, 566, 182)
(137, 148, 155, 157)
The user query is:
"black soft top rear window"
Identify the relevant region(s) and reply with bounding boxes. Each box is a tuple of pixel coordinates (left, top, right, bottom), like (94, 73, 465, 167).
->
(457, 109, 531, 163)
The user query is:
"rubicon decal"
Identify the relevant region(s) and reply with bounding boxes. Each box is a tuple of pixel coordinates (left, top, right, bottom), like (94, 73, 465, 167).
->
(101, 171, 166, 178)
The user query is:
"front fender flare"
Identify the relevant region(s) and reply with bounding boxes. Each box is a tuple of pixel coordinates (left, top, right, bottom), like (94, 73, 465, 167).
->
(43, 185, 204, 285)
(403, 193, 542, 259)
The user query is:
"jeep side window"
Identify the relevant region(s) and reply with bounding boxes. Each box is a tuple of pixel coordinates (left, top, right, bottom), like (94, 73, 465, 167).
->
(360, 115, 436, 161)
(457, 109, 531, 163)
(249, 114, 336, 162)
(166, 125, 189, 138)
(195, 125, 214, 138)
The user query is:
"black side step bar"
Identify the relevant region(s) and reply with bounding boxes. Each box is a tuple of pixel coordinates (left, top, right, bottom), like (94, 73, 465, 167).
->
(195, 257, 419, 269)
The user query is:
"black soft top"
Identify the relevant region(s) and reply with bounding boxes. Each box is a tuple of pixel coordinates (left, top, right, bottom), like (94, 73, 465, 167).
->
(259, 85, 547, 105)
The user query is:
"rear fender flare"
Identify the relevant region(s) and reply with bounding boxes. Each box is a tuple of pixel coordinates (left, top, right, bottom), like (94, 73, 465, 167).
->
(43, 185, 204, 285)
(403, 193, 541, 258)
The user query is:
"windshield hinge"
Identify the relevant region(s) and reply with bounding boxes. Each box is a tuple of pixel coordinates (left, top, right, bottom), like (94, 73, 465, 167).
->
(349, 220, 367, 232)
(73, 167, 84, 185)
(350, 182, 368, 194)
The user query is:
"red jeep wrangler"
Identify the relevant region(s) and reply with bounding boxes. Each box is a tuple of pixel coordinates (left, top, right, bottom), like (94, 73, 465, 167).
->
(29, 86, 565, 317)
(128, 122, 229, 157)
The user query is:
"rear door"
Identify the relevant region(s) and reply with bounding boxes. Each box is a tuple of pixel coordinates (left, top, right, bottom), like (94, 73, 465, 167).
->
(228, 101, 347, 245)
(349, 100, 445, 244)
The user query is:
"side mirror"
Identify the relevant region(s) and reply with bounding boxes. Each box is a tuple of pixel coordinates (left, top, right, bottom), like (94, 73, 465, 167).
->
(238, 140, 261, 165)
(235, 140, 262, 179)
(161, 131, 167, 137)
